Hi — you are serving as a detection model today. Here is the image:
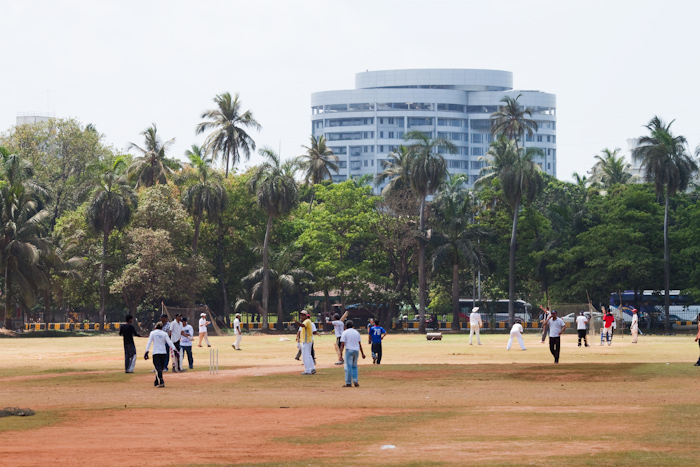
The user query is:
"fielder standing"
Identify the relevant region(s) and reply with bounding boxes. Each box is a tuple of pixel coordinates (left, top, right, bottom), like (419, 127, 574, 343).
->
(340, 320, 366, 387)
(180, 316, 194, 369)
(294, 311, 315, 375)
(546, 310, 566, 364)
(576, 311, 590, 347)
(331, 310, 349, 365)
(469, 307, 482, 345)
(198, 312, 211, 347)
(232, 313, 242, 350)
(630, 308, 639, 343)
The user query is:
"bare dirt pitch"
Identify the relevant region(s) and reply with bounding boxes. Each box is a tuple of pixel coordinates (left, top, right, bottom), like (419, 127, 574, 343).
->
(1, 333, 700, 466)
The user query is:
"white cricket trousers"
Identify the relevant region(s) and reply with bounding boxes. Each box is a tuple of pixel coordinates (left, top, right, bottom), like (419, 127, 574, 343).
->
(301, 342, 315, 373)
(507, 331, 526, 350)
(234, 333, 242, 350)
(469, 325, 481, 344)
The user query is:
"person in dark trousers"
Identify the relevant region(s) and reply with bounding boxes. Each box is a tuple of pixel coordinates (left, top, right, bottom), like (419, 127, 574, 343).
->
(119, 315, 141, 373)
(144, 322, 178, 387)
(155, 314, 171, 371)
(368, 320, 386, 364)
(539, 305, 551, 344)
(180, 316, 194, 369)
(546, 310, 566, 364)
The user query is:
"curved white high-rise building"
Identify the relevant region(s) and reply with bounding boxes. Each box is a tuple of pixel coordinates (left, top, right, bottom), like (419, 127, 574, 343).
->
(310, 69, 556, 191)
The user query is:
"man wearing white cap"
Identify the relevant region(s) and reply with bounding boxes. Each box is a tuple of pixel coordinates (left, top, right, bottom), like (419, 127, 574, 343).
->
(198, 312, 211, 347)
(232, 313, 242, 350)
(469, 307, 483, 345)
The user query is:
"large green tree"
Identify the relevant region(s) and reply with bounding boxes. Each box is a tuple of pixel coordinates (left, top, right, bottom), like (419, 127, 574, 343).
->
(177, 145, 227, 255)
(490, 94, 538, 150)
(404, 131, 455, 332)
(590, 148, 634, 189)
(127, 124, 180, 188)
(632, 116, 699, 331)
(297, 135, 338, 213)
(248, 148, 298, 328)
(197, 92, 261, 178)
(82, 157, 137, 328)
(0, 151, 51, 329)
(477, 136, 544, 326)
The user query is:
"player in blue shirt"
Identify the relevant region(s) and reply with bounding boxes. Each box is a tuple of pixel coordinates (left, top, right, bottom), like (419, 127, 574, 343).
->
(368, 321, 387, 364)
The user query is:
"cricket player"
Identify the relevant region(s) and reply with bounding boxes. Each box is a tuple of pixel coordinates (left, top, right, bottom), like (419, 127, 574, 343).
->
(546, 311, 566, 363)
(506, 319, 526, 350)
(170, 314, 184, 372)
(331, 310, 349, 365)
(469, 307, 482, 345)
(631, 309, 639, 343)
(119, 315, 141, 373)
(198, 312, 211, 347)
(180, 316, 194, 369)
(144, 322, 178, 387)
(576, 311, 590, 347)
(339, 320, 366, 387)
(294, 311, 315, 375)
(232, 313, 242, 350)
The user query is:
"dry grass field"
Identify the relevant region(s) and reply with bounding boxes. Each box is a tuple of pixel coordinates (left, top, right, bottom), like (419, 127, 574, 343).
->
(1, 331, 700, 466)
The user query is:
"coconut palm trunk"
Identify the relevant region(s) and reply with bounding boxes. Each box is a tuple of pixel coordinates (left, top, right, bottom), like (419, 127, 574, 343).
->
(192, 211, 202, 255)
(418, 195, 427, 333)
(663, 189, 670, 332)
(262, 215, 273, 329)
(451, 263, 460, 331)
(217, 218, 229, 315)
(508, 197, 521, 328)
(4, 264, 11, 330)
(99, 225, 108, 330)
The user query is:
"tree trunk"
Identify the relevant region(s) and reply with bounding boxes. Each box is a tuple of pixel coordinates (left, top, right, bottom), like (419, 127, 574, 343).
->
(261, 215, 273, 330)
(217, 218, 229, 315)
(277, 292, 284, 331)
(44, 289, 52, 323)
(418, 195, 427, 333)
(99, 226, 108, 331)
(451, 263, 460, 331)
(663, 190, 670, 333)
(192, 212, 202, 255)
(508, 197, 521, 328)
(225, 155, 230, 178)
(4, 264, 11, 330)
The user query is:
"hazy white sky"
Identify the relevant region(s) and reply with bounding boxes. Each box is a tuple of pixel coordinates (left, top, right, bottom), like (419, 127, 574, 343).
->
(2, 0, 699, 181)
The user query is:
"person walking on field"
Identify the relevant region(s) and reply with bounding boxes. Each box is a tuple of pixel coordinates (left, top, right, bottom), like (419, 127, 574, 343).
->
(539, 305, 551, 344)
(576, 312, 590, 347)
(232, 313, 242, 350)
(602, 307, 615, 346)
(144, 322, 178, 387)
(369, 320, 387, 364)
(331, 310, 349, 365)
(630, 309, 639, 343)
(180, 316, 194, 369)
(506, 319, 526, 350)
(156, 314, 171, 371)
(294, 311, 316, 375)
(469, 307, 482, 345)
(198, 313, 211, 347)
(546, 310, 566, 364)
(340, 320, 366, 387)
(170, 314, 184, 372)
(119, 315, 142, 373)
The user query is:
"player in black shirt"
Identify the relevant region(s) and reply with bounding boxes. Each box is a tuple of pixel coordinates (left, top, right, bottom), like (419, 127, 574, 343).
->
(119, 315, 141, 373)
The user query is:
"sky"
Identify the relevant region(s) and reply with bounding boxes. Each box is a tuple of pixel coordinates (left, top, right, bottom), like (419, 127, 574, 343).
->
(1, 0, 699, 181)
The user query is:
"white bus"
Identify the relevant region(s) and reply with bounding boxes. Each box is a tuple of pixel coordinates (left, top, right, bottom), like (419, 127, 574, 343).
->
(458, 299, 533, 323)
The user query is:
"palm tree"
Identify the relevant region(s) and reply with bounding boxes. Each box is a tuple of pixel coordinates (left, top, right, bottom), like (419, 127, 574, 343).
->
(477, 136, 544, 326)
(0, 151, 51, 329)
(127, 124, 180, 188)
(196, 92, 261, 178)
(297, 135, 339, 213)
(590, 148, 634, 188)
(83, 157, 137, 329)
(38, 229, 84, 323)
(432, 181, 487, 330)
(248, 148, 299, 328)
(632, 116, 699, 331)
(242, 246, 314, 331)
(177, 145, 228, 255)
(404, 130, 455, 333)
(490, 94, 538, 150)
(375, 145, 413, 195)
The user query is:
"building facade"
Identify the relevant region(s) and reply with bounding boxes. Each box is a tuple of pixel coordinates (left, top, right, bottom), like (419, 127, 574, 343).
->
(310, 69, 556, 191)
